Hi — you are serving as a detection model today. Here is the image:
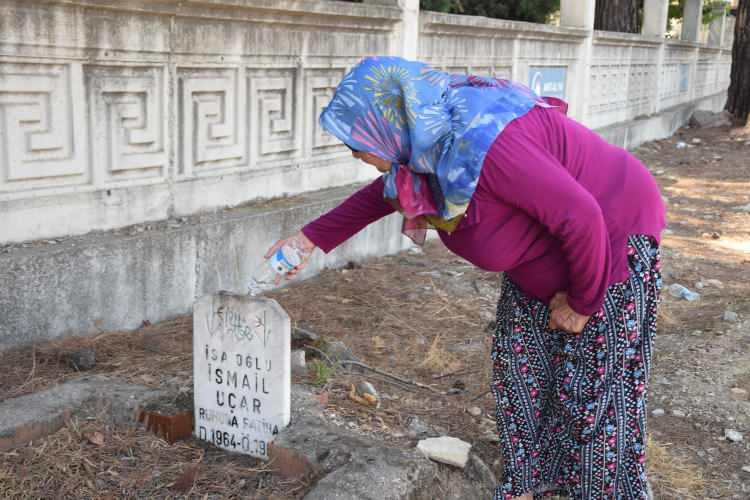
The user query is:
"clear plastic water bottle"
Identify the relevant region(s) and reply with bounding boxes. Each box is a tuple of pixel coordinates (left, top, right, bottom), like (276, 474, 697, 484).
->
(668, 283, 700, 302)
(247, 241, 311, 296)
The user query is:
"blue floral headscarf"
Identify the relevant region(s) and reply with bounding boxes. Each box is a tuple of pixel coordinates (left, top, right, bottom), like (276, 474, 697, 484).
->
(320, 56, 552, 242)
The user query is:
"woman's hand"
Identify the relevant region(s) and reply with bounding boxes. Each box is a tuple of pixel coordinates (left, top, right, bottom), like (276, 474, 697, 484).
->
(548, 292, 590, 334)
(264, 231, 316, 282)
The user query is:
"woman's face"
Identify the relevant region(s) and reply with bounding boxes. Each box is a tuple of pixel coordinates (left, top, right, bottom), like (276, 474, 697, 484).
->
(351, 150, 392, 173)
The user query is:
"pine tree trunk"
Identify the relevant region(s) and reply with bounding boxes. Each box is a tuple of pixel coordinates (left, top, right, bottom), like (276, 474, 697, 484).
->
(594, 0, 640, 33)
(726, 0, 750, 124)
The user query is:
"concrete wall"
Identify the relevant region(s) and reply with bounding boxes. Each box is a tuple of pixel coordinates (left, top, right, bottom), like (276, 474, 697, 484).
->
(0, 0, 397, 245)
(0, 0, 734, 349)
(0, 1, 732, 246)
(418, 12, 731, 139)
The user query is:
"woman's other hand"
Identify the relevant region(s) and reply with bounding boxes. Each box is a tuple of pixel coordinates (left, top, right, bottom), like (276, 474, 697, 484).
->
(264, 231, 316, 282)
(548, 292, 590, 334)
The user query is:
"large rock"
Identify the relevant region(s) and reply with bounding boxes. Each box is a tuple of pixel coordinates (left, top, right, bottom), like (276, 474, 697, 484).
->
(270, 386, 496, 500)
(689, 110, 732, 128)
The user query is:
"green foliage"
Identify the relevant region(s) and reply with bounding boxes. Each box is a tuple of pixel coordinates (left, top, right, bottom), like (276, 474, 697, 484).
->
(341, 0, 561, 23)
(668, 0, 730, 26)
(309, 359, 334, 387)
(422, 0, 560, 23)
(420, 0, 457, 12)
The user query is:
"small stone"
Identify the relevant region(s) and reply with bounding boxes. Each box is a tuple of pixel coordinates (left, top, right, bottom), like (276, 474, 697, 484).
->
(291, 326, 319, 342)
(742, 465, 750, 474)
(291, 350, 306, 373)
(406, 416, 438, 439)
(323, 340, 359, 363)
(66, 348, 97, 371)
(480, 432, 500, 443)
(662, 229, 674, 236)
(653, 169, 665, 176)
(724, 311, 739, 322)
(705, 279, 724, 288)
(691, 137, 702, 145)
(417, 271, 442, 278)
(695, 281, 705, 290)
(730, 388, 748, 397)
(417, 436, 472, 468)
(734, 203, 750, 212)
(408, 247, 423, 255)
(675, 141, 688, 149)
(467, 406, 482, 417)
(447, 379, 467, 395)
(725, 429, 743, 442)
(671, 409, 686, 418)
(651, 408, 665, 417)
(354, 381, 379, 408)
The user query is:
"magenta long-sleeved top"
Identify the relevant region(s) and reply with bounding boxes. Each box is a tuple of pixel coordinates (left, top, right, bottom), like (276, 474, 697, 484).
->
(302, 106, 666, 315)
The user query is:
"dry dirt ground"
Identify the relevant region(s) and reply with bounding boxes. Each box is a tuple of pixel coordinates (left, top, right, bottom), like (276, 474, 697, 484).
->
(0, 123, 748, 499)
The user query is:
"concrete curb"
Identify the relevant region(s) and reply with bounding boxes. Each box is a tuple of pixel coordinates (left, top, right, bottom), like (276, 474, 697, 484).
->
(0, 376, 166, 451)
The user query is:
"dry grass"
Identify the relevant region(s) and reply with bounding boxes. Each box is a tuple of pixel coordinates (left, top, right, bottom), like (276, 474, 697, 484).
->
(647, 438, 713, 500)
(0, 416, 308, 499)
(418, 334, 463, 374)
(0, 317, 194, 402)
(657, 301, 678, 329)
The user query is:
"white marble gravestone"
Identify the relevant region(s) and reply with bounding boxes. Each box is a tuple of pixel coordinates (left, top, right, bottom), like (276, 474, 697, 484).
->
(193, 293, 290, 459)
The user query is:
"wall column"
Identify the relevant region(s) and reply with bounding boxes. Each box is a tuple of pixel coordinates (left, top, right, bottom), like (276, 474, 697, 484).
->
(560, 0, 596, 29)
(682, 0, 704, 41)
(642, 0, 670, 37)
(643, 1, 669, 115)
(708, 1, 729, 46)
(364, 0, 419, 59)
(560, 0, 596, 122)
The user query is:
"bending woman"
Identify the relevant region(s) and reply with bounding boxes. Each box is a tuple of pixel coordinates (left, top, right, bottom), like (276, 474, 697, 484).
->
(268, 57, 665, 500)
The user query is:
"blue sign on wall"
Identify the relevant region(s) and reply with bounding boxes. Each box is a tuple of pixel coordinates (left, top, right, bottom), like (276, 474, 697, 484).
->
(529, 66, 567, 99)
(679, 63, 690, 93)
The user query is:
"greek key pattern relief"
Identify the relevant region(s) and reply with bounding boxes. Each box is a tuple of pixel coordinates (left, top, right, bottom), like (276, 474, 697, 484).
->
(307, 69, 346, 152)
(86, 66, 167, 181)
(248, 69, 300, 162)
(0, 63, 86, 189)
(178, 67, 247, 175)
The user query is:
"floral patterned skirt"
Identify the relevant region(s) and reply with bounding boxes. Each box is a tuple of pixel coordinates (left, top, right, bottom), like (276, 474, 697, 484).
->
(491, 235, 662, 499)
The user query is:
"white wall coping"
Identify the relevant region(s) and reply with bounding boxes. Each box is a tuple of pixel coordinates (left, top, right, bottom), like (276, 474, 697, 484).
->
(593, 30, 665, 46)
(664, 39, 705, 50)
(420, 11, 589, 40)
(15, 0, 403, 30)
